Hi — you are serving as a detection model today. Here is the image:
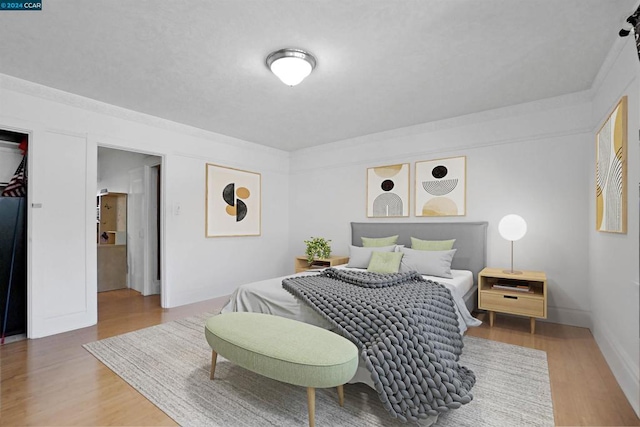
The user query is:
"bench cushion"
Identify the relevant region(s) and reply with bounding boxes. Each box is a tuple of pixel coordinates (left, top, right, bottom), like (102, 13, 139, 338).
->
(205, 312, 358, 388)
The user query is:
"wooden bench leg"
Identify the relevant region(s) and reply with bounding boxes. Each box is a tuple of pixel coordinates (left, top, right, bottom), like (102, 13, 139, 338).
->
(210, 350, 217, 380)
(307, 387, 315, 427)
(337, 384, 344, 407)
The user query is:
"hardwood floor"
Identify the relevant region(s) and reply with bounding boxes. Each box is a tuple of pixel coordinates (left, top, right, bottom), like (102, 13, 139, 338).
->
(0, 289, 228, 426)
(1, 289, 638, 426)
(468, 313, 640, 427)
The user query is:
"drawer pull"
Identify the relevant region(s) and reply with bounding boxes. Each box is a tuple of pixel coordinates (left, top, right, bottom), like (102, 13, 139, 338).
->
(503, 295, 518, 300)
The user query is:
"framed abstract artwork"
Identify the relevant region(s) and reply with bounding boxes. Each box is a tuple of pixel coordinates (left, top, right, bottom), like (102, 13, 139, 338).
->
(366, 163, 409, 217)
(596, 96, 627, 233)
(415, 156, 466, 217)
(206, 164, 261, 237)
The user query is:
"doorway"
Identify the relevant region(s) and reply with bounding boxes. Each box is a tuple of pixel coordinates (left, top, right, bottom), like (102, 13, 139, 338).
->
(0, 129, 28, 343)
(97, 147, 163, 310)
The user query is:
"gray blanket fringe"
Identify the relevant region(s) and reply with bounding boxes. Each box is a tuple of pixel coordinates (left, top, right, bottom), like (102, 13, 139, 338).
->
(282, 268, 475, 423)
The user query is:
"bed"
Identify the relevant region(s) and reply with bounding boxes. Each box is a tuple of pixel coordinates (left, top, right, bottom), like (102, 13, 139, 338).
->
(222, 221, 487, 329)
(221, 222, 487, 424)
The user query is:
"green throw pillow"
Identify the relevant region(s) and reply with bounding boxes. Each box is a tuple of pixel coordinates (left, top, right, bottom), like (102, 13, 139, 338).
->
(367, 251, 403, 274)
(410, 237, 455, 251)
(362, 235, 399, 247)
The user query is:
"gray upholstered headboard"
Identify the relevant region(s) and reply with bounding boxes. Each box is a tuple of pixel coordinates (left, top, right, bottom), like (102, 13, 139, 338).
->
(351, 222, 488, 284)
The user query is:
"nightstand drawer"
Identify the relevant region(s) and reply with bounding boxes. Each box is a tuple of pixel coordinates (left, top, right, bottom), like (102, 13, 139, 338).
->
(480, 293, 544, 317)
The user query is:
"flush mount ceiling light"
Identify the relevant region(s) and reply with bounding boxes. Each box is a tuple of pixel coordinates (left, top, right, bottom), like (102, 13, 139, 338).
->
(266, 48, 317, 86)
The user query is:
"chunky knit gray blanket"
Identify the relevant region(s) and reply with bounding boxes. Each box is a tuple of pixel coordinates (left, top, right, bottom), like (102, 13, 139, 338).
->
(282, 268, 475, 422)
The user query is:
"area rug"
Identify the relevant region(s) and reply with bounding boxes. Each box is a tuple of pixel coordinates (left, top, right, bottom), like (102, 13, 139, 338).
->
(83, 313, 554, 426)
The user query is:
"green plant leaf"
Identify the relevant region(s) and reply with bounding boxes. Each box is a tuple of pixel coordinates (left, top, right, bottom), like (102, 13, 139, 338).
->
(303, 237, 332, 264)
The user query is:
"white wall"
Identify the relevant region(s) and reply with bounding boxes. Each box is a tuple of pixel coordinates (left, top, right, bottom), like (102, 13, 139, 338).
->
(589, 37, 640, 416)
(289, 93, 594, 328)
(97, 147, 159, 194)
(0, 74, 291, 337)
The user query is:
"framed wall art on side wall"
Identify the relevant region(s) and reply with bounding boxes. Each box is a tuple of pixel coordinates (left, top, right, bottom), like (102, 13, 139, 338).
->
(366, 163, 409, 218)
(596, 96, 627, 234)
(206, 163, 261, 237)
(415, 156, 466, 217)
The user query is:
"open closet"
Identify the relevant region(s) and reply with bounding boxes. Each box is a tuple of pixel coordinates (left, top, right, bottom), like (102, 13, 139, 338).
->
(0, 129, 28, 343)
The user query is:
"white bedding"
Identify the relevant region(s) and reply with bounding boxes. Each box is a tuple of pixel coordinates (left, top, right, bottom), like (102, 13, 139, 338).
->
(221, 265, 481, 334)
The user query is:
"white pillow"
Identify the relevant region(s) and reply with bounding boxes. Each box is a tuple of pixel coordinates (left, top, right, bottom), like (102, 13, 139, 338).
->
(347, 245, 396, 268)
(399, 247, 457, 278)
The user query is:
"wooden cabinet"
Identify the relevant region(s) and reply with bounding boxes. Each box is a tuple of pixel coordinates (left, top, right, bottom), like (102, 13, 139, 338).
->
(97, 193, 127, 244)
(97, 192, 127, 292)
(294, 256, 349, 273)
(478, 267, 547, 334)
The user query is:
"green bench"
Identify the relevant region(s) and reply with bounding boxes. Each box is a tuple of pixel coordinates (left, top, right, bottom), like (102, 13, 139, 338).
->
(205, 312, 359, 427)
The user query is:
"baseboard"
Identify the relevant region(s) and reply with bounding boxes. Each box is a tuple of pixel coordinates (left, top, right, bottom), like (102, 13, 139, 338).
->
(592, 318, 640, 417)
(165, 285, 233, 309)
(545, 306, 592, 329)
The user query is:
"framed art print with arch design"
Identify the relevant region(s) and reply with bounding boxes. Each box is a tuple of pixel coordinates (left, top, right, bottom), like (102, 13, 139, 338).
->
(366, 163, 409, 218)
(415, 156, 466, 217)
(206, 163, 261, 237)
(596, 96, 627, 234)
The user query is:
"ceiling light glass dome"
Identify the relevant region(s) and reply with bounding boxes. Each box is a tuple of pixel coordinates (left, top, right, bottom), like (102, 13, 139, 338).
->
(266, 48, 317, 86)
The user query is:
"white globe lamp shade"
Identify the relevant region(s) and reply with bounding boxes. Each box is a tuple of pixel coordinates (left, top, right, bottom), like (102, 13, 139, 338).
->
(498, 214, 527, 241)
(266, 48, 316, 87)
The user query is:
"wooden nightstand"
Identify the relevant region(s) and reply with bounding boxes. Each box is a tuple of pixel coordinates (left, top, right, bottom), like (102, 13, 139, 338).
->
(478, 267, 547, 334)
(294, 256, 349, 273)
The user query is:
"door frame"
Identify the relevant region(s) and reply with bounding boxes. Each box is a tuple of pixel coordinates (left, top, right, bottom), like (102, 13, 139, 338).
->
(145, 163, 161, 296)
(97, 144, 166, 306)
(0, 124, 32, 337)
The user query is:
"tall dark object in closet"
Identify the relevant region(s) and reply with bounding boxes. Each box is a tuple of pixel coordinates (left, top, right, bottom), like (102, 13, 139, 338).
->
(0, 197, 26, 339)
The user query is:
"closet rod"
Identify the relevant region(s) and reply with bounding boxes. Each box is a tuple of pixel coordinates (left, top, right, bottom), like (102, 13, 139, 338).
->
(0, 141, 20, 150)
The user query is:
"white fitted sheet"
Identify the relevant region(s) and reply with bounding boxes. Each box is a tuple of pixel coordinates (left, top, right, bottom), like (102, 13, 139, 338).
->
(423, 269, 473, 302)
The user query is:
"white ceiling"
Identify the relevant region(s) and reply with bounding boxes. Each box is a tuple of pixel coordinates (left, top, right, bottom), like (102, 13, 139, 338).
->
(0, 1, 636, 151)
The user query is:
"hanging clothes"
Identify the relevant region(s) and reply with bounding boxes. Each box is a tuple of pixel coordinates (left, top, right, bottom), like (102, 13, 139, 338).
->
(1, 156, 26, 197)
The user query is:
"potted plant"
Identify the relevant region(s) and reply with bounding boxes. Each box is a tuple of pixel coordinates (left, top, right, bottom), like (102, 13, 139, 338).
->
(304, 237, 332, 265)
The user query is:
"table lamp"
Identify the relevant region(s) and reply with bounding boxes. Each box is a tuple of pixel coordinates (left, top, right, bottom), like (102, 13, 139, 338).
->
(498, 214, 527, 274)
